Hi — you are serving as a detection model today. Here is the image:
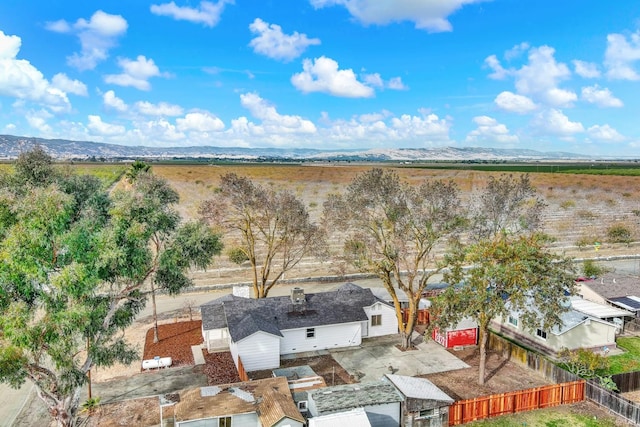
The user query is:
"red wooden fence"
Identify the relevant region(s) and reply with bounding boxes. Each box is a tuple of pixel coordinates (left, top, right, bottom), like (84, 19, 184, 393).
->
(449, 380, 585, 426)
(237, 356, 249, 382)
(401, 308, 430, 325)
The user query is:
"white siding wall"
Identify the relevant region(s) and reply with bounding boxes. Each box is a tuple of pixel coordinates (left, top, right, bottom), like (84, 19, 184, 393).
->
(363, 303, 398, 337)
(553, 319, 617, 351)
(230, 340, 239, 367)
(273, 418, 304, 427)
(280, 323, 362, 354)
(236, 332, 281, 371)
(365, 402, 401, 427)
(203, 327, 229, 351)
(177, 413, 258, 427)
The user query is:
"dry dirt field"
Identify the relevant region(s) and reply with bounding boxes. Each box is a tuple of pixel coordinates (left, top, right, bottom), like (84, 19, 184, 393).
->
(146, 164, 640, 285)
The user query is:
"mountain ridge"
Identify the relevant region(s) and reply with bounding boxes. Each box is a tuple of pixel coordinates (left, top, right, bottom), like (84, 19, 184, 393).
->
(0, 134, 596, 161)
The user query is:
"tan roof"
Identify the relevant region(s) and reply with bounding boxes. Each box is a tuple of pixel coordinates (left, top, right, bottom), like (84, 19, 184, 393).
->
(174, 376, 304, 426)
(258, 384, 306, 426)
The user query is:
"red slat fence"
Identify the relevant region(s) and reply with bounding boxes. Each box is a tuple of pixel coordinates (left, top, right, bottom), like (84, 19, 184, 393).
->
(448, 380, 585, 426)
(237, 356, 249, 382)
(401, 308, 430, 325)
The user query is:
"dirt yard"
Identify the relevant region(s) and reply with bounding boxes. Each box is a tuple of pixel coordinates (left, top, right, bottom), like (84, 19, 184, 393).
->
(423, 347, 553, 400)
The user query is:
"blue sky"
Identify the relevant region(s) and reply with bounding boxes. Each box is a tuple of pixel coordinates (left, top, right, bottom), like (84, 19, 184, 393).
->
(1, 1, 640, 156)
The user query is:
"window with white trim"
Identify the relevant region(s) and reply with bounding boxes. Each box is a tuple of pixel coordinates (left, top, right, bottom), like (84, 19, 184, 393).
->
(306, 328, 315, 338)
(371, 314, 382, 326)
(298, 400, 308, 411)
(219, 416, 232, 427)
(508, 315, 518, 327)
(536, 329, 547, 340)
(417, 408, 436, 418)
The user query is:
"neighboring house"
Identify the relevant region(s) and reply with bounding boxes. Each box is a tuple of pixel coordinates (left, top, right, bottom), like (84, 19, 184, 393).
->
(492, 304, 618, 357)
(385, 374, 454, 427)
(173, 376, 305, 427)
(272, 365, 327, 392)
(431, 318, 478, 349)
(201, 283, 398, 372)
(304, 381, 404, 427)
(577, 274, 640, 307)
(308, 407, 372, 427)
(570, 296, 632, 332)
(370, 288, 431, 325)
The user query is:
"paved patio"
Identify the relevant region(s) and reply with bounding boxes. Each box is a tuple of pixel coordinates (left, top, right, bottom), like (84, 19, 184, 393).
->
(329, 333, 470, 382)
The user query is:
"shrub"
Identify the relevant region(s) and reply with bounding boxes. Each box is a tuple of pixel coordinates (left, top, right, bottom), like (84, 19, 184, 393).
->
(582, 259, 610, 277)
(227, 247, 249, 265)
(607, 224, 633, 243)
(560, 199, 576, 209)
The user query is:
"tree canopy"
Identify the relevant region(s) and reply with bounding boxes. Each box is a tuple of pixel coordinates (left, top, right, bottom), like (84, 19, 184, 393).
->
(323, 168, 465, 349)
(0, 149, 221, 426)
(200, 173, 326, 298)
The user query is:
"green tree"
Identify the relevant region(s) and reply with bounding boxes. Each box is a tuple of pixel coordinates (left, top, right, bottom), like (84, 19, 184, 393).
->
(113, 173, 222, 343)
(200, 173, 326, 298)
(323, 169, 465, 350)
(432, 233, 576, 385)
(12, 145, 59, 188)
(124, 160, 151, 183)
(0, 151, 221, 426)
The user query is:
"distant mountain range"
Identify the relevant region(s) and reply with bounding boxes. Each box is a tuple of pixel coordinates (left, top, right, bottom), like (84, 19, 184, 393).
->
(0, 134, 594, 162)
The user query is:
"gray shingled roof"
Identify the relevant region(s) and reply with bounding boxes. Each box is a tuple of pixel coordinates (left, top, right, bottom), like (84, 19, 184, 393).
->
(308, 381, 404, 415)
(385, 374, 453, 403)
(309, 381, 403, 414)
(201, 283, 390, 342)
(582, 274, 640, 299)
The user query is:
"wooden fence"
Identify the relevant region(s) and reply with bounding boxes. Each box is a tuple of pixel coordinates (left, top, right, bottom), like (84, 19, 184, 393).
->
(237, 356, 249, 382)
(487, 332, 580, 383)
(586, 380, 640, 425)
(401, 308, 430, 325)
(448, 380, 585, 426)
(612, 371, 640, 393)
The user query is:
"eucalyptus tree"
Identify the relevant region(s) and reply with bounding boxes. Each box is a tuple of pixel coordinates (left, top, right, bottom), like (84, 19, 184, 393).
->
(0, 149, 221, 426)
(323, 168, 465, 350)
(200, 173, 326, 298)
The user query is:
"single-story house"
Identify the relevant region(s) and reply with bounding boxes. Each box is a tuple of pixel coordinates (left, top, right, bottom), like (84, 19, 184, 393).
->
(570, 296, 632, 332)
(304, 381, 404, 427)
(272, 365, 327, 392)
(308, 407, 372, 427)
(370, 288, 431, 325)
(173, 376, 304, 427)
(577, 274, 640, 307)
(492, 305, 618, 357)
(385, 374, 454, 427)
(201, 283, 398, 372)
(431, 318, 478, 349)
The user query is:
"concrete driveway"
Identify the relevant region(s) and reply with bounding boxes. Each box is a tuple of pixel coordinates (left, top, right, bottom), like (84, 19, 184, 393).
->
(330, 334, 469, 382)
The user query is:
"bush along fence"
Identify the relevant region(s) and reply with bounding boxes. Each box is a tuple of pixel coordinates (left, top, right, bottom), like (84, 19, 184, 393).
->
(448, 380, 586, 426)
(489, 331, 640, 425)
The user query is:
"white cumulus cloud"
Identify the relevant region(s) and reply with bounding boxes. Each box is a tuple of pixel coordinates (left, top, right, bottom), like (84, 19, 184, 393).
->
(581, 85, 623, 108)
(573, 60, 601, 78)
(103, 90, 128, 112)
(587, 124, 625, 142)
(135, 101, 184, 116)
(46, 10, 128, 70)
(310, 0, 484, 33)
(494, 91, 537, 114)
(531, 109, 584, 136)
(104, 56, 164, 91)
(150, 0, 233, 27)
(605, 31, 640, 80)
(291, 56, 374, 98)
(87, 115, 126, 136)
(176, 112, 225, 132)
(466, 115, 518, 144)
(240, 92, 317, 134)
(51, 73, 87, 96)
(0, 31, 71, 112)
(249, 18, 320, 62)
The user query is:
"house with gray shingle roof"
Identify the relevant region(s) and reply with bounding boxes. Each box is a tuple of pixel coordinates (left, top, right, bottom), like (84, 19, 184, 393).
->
(492, 299, 619, 357)
(201, 283, 398, 372)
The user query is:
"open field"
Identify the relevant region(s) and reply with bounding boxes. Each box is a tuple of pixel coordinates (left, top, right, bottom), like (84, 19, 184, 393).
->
(136, 163, 640, 285)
